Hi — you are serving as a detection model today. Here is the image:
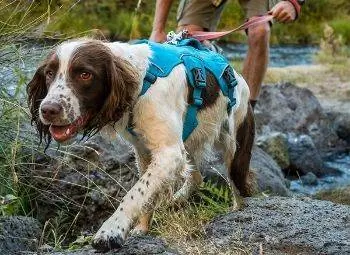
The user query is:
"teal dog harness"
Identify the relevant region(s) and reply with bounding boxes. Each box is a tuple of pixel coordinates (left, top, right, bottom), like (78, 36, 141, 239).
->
(132, 38, 238, 141)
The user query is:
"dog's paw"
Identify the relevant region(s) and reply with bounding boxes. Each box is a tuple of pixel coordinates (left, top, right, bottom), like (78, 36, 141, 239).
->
(230, 195, 246, 211)
(130, 228, 147, 237)
(130, 224, 149, 237)
(92, 231, 124, 252)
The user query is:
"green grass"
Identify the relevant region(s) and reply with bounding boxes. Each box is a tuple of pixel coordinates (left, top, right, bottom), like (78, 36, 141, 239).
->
(315, 187, 350, 206)
(149, 182, 251, 254)
(0, 74, 34, 216)
(0, 1, 52, 46)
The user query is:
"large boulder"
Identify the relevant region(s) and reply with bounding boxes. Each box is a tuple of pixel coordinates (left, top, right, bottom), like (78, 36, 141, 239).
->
(46, 196, 350, 255)
(333, 112, 350, 144)
(255, 83, 341, 150)
(45, 236, 179, 255)
(30, 135, 138, 236)
(250, 147, 290, 196)
(256, 132, 290, 169)
(205, 196, 350, 255)
(0, 216, 41, 254)
(202, 147, 290, 196)
(287, 133, 340, 176)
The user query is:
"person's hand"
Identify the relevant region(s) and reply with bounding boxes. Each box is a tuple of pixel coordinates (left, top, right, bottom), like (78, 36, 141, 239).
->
(269, 1, 297, 23)
(149, 30, 167, 42)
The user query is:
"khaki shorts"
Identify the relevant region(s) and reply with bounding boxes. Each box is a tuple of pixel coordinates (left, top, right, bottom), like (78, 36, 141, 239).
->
(177, 0, 281, 31)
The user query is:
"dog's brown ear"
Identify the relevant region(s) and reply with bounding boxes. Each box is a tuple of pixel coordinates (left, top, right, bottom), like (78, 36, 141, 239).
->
(97, 54, 139, 128)
(27, 64, 50, 144)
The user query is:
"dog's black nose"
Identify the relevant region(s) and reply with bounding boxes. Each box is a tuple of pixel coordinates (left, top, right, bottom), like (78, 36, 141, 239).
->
(41, 102, 62, 121)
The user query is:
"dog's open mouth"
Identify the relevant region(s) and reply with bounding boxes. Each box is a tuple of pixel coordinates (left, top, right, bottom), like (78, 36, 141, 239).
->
(49, 115, 89, 142)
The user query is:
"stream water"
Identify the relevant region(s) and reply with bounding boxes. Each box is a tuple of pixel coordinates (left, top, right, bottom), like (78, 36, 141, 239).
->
(221, 43, 319, 67)
(290, 152, 350, 195)
(1, 42, 348, 196)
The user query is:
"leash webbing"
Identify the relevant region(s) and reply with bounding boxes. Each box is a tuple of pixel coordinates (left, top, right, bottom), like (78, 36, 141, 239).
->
(189, 14, 274, 41)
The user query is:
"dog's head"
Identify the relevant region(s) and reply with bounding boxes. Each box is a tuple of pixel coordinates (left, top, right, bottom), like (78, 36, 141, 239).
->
(27, 39, 139, 144)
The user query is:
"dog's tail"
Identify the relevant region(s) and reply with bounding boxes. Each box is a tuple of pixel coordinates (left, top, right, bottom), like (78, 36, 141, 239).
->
(230, 104, 256, 197)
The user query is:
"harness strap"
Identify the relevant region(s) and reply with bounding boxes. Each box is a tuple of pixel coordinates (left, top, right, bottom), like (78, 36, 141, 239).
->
(181, 55, 206, 141)
(140, 71, 157, 96)
(223, 66, 238, 113)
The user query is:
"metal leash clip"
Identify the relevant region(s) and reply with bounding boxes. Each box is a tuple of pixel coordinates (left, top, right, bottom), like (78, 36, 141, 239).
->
(166, 30, 189, 45)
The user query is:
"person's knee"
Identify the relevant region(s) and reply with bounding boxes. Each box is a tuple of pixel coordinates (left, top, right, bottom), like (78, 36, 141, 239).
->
(247, 23, 270, 47)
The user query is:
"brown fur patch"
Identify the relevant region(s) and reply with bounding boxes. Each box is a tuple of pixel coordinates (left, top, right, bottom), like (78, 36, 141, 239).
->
(187, 70, 220, 110)
(229, 104, 256, 197)
(27, 52, 57, 144)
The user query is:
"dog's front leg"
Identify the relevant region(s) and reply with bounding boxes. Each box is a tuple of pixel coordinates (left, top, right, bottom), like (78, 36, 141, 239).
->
(92, 144, 185, 251)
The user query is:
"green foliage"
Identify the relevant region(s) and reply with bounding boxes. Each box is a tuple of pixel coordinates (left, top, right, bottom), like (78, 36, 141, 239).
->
(0, 0, 52, 45)
(151, 182, 231, 242)
(68, 235, 93, 251)
(330, 18, 350, 45)
(2, 0, 350, 44)
(0, 1, 54, 217)
(197, 181, 232, 212)
(44, 1, 175, 40)
(41, 211, 72, 250)
(314, 24, 350, 79)
(0, 194, 19, 216)
(0, 52, 37, 216)
(270, 0, 350, 44)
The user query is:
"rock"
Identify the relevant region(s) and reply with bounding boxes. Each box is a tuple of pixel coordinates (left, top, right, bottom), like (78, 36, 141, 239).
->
(200, 149, 230, 186)
(71, 134, 134, 166)
(43, 236, 178, 255)
(39, 244, 54, 252)
(205, 196, 350, 255)
(30, 134, 138, 236)
(114, 236, 178, 255)
(300, 172, 318, 185)
(255, 83, 341, 150)
(287, 133, 340, 176)
(200, 146, 289, 196)
(0, 216, 41, 253)
(256, 132, 290, 169)
(333, 112, 350, 144)
(251, 147, 290, 196)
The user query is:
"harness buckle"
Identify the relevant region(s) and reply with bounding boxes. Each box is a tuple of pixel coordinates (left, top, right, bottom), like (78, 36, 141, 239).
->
(145, 72, 157, 84)
(193, 97, 203, 106)
(223, 67, 238, 88)
(192, 68, 206, 88)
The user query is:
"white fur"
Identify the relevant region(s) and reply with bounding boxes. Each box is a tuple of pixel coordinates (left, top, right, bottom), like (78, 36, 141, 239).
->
(40, 41, 83, 125)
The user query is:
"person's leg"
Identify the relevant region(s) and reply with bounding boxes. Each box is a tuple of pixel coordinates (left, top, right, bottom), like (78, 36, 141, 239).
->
(239, 0, 272, 109)
(243, 23, 270, 107)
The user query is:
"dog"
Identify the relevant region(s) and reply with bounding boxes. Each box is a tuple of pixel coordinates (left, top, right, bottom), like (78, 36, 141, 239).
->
(27, 38, 255, 251)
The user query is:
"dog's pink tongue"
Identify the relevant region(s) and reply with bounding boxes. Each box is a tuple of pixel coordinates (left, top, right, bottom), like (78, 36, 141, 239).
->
(49, 124, 76, 142)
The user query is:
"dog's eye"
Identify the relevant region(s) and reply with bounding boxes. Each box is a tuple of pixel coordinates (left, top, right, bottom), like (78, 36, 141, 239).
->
(46, 70, 54, 78)
(80, 72, 92, 80)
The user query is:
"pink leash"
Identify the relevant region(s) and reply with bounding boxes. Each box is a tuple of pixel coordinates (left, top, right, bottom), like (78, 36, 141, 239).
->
(189, 14, 274, 41)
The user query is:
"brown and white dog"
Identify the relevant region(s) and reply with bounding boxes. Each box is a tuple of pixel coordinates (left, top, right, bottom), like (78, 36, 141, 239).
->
(27, 38, 255, 251)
